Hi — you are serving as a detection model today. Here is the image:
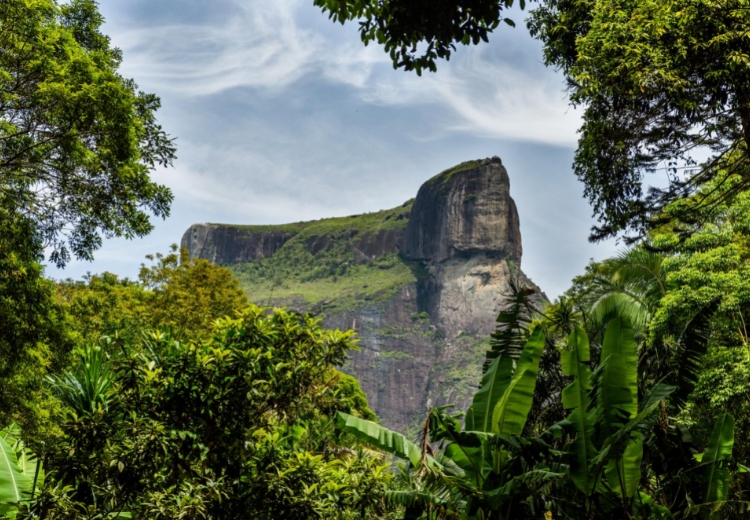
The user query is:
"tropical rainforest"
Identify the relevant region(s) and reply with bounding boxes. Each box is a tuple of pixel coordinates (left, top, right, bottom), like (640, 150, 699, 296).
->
(1, 0, 749, 519)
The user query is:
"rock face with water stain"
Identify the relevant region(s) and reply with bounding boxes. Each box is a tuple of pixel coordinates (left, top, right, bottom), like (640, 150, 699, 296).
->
(181, 157, 542, 431)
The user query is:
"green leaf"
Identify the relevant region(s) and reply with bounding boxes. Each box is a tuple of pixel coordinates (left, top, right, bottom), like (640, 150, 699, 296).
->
(701, 414, 734, 518)
(562, 327, 597, 494)
(336, 412, 423, 466)
(605, 432, 643, 499)
(491, 326, 545, 437)
(465, 356, 514, 433)
(0, 436, 32, 512)
(601, 317, 638, 419)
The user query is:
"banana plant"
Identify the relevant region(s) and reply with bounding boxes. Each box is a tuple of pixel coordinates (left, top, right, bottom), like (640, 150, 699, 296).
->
(339, 325, 551, 519)
(562, 318, 678, 516)
(0, 424, 43, 518)
(338, 317, 737, 519)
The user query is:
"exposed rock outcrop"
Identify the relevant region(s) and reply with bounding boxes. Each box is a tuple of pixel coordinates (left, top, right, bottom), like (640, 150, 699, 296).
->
(181, 224, 291, 264)
(404, 157, 525, 339)
(404, 157, 521, 264)
(181, 157, 542, 430)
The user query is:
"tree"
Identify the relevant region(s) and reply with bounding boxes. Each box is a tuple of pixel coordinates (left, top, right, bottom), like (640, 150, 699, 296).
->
(313, 0, 519, 74)
(529, 0, 750, 242)
(648, 170, 750, 468)
(137, 245, 249, 340)
(0, 0, 175, 266)
(57, 245, 249, 343)
(0, 210, 71, 437)
(24, 306, 394, 519)
(316, 0, 750, 242)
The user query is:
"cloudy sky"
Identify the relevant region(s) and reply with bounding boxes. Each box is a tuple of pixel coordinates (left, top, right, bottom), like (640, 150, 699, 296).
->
(51, 0, 624, 298)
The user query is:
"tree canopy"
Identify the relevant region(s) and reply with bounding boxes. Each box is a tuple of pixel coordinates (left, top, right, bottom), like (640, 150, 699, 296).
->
(0, 0, 175, 266)
(317, 0, 750, 242)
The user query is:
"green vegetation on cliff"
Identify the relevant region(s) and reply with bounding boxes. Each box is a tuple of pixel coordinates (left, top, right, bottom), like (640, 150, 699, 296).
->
(214, 199, 413, 236)
(232, 253, 421, 314)
(227, 200, 425, 314)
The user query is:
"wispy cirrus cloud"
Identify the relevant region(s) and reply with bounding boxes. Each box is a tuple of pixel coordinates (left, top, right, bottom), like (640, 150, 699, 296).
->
(113, 0, 330, 94)
(110, 0, 578, 146)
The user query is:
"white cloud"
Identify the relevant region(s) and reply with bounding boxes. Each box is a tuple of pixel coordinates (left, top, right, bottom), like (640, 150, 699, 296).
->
(110, 0, 579, 146)
(358, 47, 581, 146)
(114, 0, 325, 94)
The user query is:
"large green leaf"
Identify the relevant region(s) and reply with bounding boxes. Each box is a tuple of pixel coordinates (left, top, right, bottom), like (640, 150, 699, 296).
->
(605, 432, 643, 499)
(491, 326, 545, 437)
(336, 412, 423, 467)
(0, 435, 32, 514)
(0, 424, 43, 490)
(592, 318, 641, 498)
(600, 317, 638, 419)
(465, 356, 514, 433)
(701, 414, 734, 518)
(561, 326, 596, 495)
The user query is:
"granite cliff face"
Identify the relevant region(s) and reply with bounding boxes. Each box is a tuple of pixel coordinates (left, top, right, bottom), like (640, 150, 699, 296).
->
(181, 157, 541, 431)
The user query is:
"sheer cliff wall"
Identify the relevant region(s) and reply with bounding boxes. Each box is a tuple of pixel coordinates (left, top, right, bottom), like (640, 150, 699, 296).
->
(181, 157, 541, 431)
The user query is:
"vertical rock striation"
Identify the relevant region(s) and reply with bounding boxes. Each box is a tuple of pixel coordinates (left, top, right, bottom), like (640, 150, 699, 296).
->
(403, 157, 525, 339)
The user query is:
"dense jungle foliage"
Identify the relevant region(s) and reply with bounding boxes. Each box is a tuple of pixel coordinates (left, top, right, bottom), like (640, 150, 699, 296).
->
(2, 0, 750, 518)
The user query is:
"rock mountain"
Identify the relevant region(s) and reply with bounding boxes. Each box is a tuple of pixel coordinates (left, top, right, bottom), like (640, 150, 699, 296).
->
(182, 157, 539, 431)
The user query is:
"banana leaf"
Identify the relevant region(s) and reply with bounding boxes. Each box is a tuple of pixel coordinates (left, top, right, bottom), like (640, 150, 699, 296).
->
(605, 432, 643, 499)
(701, 414, 734, 519)
(600, 317, 638, 419)
(0, 435, 32, 515)
(0, 424, 43, 489)
(561, 326, 596, 495)
(465, 356, 514, 433)
(491, 326, 545, 437)
(336, 412, 424, 467)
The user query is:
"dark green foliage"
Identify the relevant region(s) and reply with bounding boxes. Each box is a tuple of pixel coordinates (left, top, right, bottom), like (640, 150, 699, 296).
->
(25, 306, 394, 519)
(528, 0, 750, 241)
(313, 0, 518, 74)
(486, 273, 539, 370)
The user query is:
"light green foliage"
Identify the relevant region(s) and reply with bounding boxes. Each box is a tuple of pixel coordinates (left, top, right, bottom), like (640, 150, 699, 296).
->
(0, 0, 175, 266)
(138, 245, 248, 339)
(58, 245, 248, 343)
(0, 212, 71, 437)
(648, 172, 750, 463)
(228, 201, 421, 313)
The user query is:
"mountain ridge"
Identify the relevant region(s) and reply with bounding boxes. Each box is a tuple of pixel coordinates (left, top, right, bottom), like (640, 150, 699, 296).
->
(181, 157, 542, 430)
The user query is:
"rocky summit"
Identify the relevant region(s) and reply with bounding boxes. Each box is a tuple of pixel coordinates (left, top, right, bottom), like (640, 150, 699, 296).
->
(181, 157, 541, 431)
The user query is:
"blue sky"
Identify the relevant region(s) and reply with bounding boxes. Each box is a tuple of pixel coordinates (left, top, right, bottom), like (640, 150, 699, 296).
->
(51, 0, 624, 298)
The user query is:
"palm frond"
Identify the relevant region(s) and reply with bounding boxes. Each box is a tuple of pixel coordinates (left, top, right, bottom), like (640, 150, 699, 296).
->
(486, 273, 539, 372)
